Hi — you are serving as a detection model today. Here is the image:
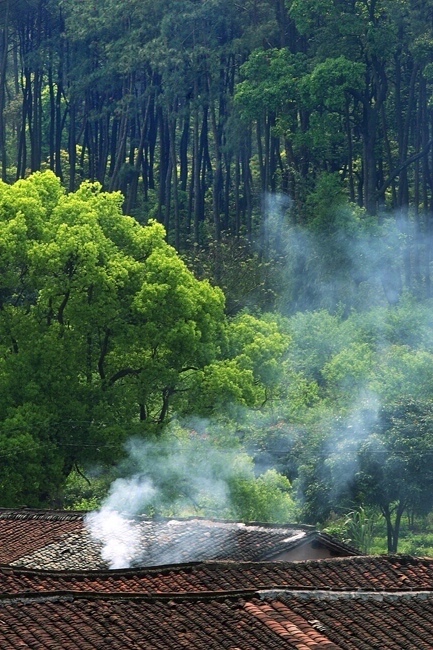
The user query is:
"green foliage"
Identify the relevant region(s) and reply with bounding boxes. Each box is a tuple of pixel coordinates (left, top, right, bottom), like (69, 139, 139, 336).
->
(186, 311, 291, 415)
(343, 507, 379, 554)
(355, 398, 433, 551)
(286, 310, 355, 383)
(63, 469, 115, 511)
(229, 468, 296, 523)
(81, 425, 296, 523)
(182, 235, 282, 314)
(324, 506, 380, 554)
(301, 56, 365, 111)
(322, 342, 375, 400)
(235, 48, 307, 120)
(373, 347, 433, 402)
(0, 171, 227, 505)
(288, 0, 336, 36)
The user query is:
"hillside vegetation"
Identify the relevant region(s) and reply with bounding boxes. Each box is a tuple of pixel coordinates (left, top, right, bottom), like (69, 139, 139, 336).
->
(1, 1, 433, 553)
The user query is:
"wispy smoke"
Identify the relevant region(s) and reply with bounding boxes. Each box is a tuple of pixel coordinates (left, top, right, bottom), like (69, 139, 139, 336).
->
(86, 193, 430, 563)
(261, 190, 419, 315)
(85, 476, 156, 569)
(84, 429, 258, 568)
(325, 392, 380, 504)
(260, 192, 425, 519)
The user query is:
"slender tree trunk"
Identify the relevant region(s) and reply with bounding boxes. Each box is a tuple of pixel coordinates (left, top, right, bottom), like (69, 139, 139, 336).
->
(68, 100, 77, 191)
(125, 93, 152, 215)
(169, 113, 180, 248)
(109, 104, 129, 191)
(193, 95, 201, 244)
(48, 57, 56, 171)
(209, 93, 222, 243)
(257, 120, 265, 193)
(382, 502, 405, 553)
(179, 111, 189, 192)
(345, 97, 355, 203)
(362, 103, 378, 215)
(0, 1, 9, 181)
(157, 107, 170, 223)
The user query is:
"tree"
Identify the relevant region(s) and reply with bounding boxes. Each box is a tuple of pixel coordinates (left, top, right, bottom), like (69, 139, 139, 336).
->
(355, 398, 433, 552)
(0, 170, 225, 505)
(183, 311, 291, 416)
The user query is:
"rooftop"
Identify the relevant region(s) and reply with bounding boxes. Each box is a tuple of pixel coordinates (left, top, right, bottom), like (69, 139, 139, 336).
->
(0, 556, 432, 648)
(0, 509, 358, 569)
(0, 554, 432, 596)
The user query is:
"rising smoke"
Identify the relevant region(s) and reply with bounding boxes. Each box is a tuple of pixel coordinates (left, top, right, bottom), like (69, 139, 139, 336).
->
(85, 428, 262, 568)
(86, 192, 433, 563)
(261, 191, 433, 517)
(85, 475, 156, 569)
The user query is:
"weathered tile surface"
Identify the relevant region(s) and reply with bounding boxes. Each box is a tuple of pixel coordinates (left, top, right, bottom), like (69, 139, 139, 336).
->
(0, 510, 358, 569)
(0, 533, 432, 648)
(0, 590, 432, 649)
(1, 555, 433, 596)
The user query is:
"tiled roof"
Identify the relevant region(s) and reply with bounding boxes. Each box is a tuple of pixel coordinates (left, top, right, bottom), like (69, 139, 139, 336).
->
(0, 509, 358, 569)
(278, 593, 433, 649)
(0, 556, 432, 647)
(0, 593, 340, 650)
(0, 587, 432, 648)
(246, 594, 433, 650)
(0, 510, 82, 564)
(0, 555, 432, 596)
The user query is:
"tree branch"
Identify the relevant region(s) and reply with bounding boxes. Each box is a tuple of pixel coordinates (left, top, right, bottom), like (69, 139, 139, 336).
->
(377, 139, 433, 199)
(57, 289, 70, 325)
(107, 367, 142, 386)
(98, 328, 110, 380)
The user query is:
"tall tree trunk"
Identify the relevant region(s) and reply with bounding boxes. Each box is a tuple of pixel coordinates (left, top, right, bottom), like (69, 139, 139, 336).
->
(0, 1, 9, 181)
(169, 113, 180, 249)
(125, 93, 152, 215)
(193, 95, 201, 244)
(157, 106, 170, 223)
(69, 100, 76, 191)
(209, 93, 222, 243)
(362, 103, 378, 215)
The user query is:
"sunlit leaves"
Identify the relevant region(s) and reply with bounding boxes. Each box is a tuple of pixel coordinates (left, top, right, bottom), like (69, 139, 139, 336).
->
(0, 171, 227, 504)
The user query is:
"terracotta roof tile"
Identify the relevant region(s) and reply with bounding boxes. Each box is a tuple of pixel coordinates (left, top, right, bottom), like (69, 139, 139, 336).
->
(0, 590, 432, 649)
(0, 514, 82, 564)
(0, 510, 358, 569)
(0, 555, 433, 597)
(1, 511, 432, 648)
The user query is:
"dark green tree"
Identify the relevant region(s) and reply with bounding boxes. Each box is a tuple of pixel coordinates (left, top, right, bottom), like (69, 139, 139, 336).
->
(356, 398, 433, 552)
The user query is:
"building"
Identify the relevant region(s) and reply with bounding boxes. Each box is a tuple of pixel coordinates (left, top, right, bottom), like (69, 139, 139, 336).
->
(0, 509, 360, 569)
(0, 555, 432, 648)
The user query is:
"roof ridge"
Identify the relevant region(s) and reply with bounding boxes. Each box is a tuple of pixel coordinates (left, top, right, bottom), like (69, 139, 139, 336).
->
(258, 588, 433, 600)
(0, 588, 260, 605)
(1, 555, 430, 578)
(2, 586, 433, 607)
(0, 509, 317, 530)
(0, 509, 85, 522)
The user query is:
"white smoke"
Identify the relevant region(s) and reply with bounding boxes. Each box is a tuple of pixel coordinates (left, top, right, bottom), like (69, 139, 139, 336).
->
(84, 431, 246, 568)
(85, 475, 156, 569)
(325, 391, 380, 503)
(84, 192, 430, 564)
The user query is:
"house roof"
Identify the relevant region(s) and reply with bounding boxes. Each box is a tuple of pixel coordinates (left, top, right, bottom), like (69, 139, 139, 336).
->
(0, 592, 341, 650)
(0, 556, 432, 648)
(0, 591, 431, 649)
(0, 510, 83, 565)
(0, 555, 432, 596)
(0, 509, 359, 569)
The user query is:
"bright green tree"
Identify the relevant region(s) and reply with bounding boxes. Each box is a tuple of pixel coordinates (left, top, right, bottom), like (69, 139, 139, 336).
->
(0, 171, 226, 505)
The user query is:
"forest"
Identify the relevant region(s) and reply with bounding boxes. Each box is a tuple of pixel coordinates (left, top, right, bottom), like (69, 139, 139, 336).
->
(2, 0, 433, 554)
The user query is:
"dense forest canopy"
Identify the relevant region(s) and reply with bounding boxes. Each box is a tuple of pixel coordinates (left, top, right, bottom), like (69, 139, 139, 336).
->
(2, 0, 433, 553)
(1, 2, 433, 257)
